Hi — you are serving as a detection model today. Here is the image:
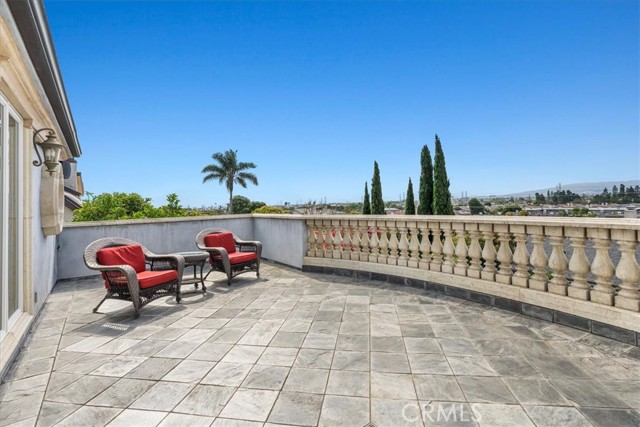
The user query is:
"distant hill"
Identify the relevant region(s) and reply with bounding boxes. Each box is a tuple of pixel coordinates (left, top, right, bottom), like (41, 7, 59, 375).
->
(496, 180, 640, 198)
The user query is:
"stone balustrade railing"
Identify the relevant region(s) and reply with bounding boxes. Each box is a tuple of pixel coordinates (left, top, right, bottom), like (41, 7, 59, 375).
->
(304, 216, 640, 320)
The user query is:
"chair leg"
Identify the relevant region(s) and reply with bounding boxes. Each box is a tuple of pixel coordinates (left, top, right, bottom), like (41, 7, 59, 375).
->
(93, 292, 109, 313)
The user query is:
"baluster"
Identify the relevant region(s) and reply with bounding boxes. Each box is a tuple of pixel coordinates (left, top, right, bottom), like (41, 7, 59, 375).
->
(398, 223, 409, 267)
(547, 226, 569, 295)
(360, 220, 371, 262)
(441, 223, 455, 274)
(341, 222, 352, 260)
(368, 220, 379, 263)
(350, 221, 360, 261)
(334, 225, 343, 259)
(387, 222, 399, 265)
(408, 221, 420, 269)
(495, 224, 513, 285)
(453, 223, 468, 276)
(566, 227, 590, 300)
(612, 229, 640, 311)
(589, 228, 615, 306)
(480, 224, 497, 281)
(306, 220, 316, 257)
(418, 223, 431, 270)
(316, 222, 326, 258)
(378, 224, 390, 264)
(467, 223, 482, 279)
(429, 222, 443, 272)
(511, 225, 530, 288)
(527, 225, 547, 290)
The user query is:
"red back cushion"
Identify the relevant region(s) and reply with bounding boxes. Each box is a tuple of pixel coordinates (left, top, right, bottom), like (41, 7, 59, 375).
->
(97, 244, 146, 273)
(204, 232, 236, 253)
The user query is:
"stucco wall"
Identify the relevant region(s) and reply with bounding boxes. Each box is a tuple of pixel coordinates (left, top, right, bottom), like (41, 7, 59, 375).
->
(254, 215, 306, 269)
(56, 215, 255, 280)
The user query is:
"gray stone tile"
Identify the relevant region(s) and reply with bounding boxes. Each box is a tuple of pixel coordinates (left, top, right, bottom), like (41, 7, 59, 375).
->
(54, 353, 106, 375)
(158, 414, 214, 427)
(283, 368, 329, 394)
(125, 357, 181, 380)
(161, 360, 216, 383)
(106, 409, 167, 427)
(130, 381, 195, 411)
(485, 356, 539, 377)
(447, 355, 496, 376)
(371, 336, 405, 352)
(218, 389, 278, 422)
(310, 321, 341, 334)
(200, 363, 252, 387)
(549, 378, 630, 408)
(579, 408, 640, 427)
(219, 345, 265, 364)
(5, 358, 54, 382)
(473, 340, 522, 356)
(267, 391, 323, 426)
(187, 342, 233, 362)
(470, 403, 534, 427)
(207, 328, 246, 344)
(0, 373, 49, 402)
(331, 351, 369, 371)
(371, 372, 417, 400)
(36, 401, 80, 427)
(319, 395, 369, 427)
(257, 347, 298, 366)
(404, 338, 442, 354)
(371, 322, 402, 337)
(269, 331, 306, 348)
(294, 349, 333, 369)
(92, 338, 141, 355)
(599, 380, 640, 408)
(371, 398, 424, 427)
(301, 333, 337, 350)
(241, 365, 289, 390)
(326, 370, 368, 397)
(90, 355, 147, 377)
(54, 406, 121, 427)
(439, 339, 481, 356)
(457, 377, 517, 404)
(414, 375, 465, 401)
(88, 378, 156, 407)
(63, 336, 114, 353)
(153, 341, 201, 359)
(503, 377, 570, 405)
(121, 339, 170, 357)
(526, 357, 589, 378)
(408, 353, 453, 375)
(420, 401, 478, 426)
(339, 322, 369, 335)
(48, 375, 117, 404)
(173, 384, 234, 417)
(0, 393, 43, 426)
(523, 405, 592, 427)
(280, 319, 312, 333)
(336, 335, 369, 351)
(371, 352, 411, 373)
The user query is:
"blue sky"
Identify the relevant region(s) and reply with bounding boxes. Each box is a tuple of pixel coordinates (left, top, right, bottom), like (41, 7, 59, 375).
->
(47, 0, 639, 208)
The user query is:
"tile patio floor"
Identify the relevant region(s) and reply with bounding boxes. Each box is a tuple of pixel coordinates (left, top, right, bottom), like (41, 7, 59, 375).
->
(1, 263, 639, 427)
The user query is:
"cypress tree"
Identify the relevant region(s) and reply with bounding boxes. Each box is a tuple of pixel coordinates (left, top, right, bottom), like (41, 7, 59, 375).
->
(417, 144, 434, 215)
(371, 161, 385, 215)
(363, 182, 371, 214)
(405, 178, 416, 215)
(432, 134, 454, 215)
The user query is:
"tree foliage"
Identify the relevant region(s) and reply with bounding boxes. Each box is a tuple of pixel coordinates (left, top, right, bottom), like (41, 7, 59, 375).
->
(202, 149, 258, 213)
(72, 192, 199, 221)
(371, 161, 385, 215)
(252, 205, 287, 214)
(417, 144, 434, 215)
(432, 135, 454, 215)
(405, 178, 416, 215)
(230, 195, 266, 214)
(363, 182, 371, 215)
(468, 198, 484, 215)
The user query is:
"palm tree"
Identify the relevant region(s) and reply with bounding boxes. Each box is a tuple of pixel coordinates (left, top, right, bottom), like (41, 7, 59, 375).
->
(201, 149, 258, 213)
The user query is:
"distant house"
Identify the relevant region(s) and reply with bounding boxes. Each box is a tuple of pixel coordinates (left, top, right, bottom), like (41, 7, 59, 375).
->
(0, 0, 81, 377)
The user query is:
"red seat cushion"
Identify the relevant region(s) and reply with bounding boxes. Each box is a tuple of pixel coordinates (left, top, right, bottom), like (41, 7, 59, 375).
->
(137, 270, 178, 289)
(204, 232, 236, 254)
(212, 251, 257, 265)
(97, 244, 146, 273)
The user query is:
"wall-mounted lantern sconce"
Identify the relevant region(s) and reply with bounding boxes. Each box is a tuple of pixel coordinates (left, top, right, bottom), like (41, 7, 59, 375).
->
(33, 128, 64, 175)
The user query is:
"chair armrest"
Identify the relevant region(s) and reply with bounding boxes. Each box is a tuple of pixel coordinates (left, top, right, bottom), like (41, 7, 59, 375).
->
(235, 240, 262, 258)
(197, 246, 231, 264)
(146, 253, 184, 282)
(92, 264, 139, 291)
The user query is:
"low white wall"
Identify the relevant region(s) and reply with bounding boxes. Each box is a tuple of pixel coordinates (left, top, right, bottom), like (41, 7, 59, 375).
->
(253, 215, 307, 269)
(56, 215, 254, 280)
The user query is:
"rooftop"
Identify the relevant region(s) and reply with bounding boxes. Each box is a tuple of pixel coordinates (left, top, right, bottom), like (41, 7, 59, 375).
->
(2, 263, 639, 427)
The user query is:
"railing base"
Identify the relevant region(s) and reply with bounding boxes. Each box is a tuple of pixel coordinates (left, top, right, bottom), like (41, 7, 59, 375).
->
(303, 257, 640, 347)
